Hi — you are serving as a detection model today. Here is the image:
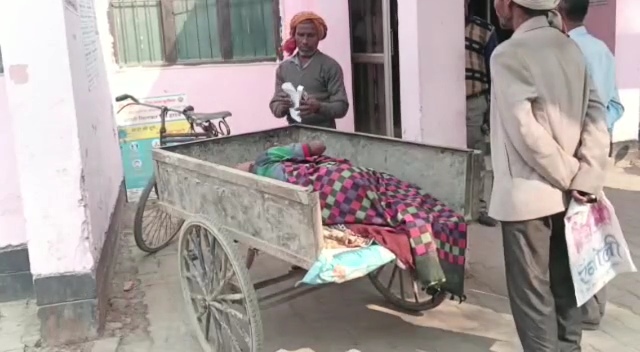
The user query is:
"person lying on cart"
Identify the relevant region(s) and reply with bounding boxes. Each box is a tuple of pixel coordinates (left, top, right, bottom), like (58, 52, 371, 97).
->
(236, 141, 326, 180)
(236, 141, 468, 299)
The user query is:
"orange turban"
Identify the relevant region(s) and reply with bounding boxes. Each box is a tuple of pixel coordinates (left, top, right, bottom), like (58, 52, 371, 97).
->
(282, 12, 328, 56)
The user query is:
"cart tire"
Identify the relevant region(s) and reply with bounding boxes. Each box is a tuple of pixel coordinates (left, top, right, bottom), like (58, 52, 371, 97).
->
(178, 217, 263, 352)
(368, 262, 447, 312)
(133, 174, 184, 253)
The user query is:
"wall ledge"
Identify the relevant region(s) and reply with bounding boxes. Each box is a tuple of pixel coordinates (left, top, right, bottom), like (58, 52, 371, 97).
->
(114, 60, 279, 74)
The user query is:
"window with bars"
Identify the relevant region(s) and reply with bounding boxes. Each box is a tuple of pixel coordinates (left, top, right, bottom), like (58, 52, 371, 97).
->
(109, 0, 281, 66)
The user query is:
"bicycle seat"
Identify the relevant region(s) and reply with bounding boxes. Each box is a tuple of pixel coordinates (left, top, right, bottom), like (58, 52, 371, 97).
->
(189, 111, 232, 122)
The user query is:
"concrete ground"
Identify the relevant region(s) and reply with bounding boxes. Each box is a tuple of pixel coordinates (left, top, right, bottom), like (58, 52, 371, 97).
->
(2, 162, 640, 352)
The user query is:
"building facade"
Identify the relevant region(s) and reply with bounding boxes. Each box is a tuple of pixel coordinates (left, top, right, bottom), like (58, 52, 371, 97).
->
(0, 0, 636, 345)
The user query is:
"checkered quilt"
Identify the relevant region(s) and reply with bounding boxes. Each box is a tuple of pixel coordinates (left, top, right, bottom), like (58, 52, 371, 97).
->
(282, 156, 467, 296)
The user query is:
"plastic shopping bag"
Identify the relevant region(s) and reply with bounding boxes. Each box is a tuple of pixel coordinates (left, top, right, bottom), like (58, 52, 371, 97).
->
(281, 82, 305, 122)
(564, 194, 637, 306)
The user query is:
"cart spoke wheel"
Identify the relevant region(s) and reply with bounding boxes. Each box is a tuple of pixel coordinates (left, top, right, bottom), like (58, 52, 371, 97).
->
(141, 200, 183, 247)
(369, 262, 447, 312)
(179, 218, 263, 352)
(134, 175, 184, 253)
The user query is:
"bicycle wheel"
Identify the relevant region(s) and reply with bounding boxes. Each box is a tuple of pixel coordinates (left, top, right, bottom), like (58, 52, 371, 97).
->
(133, 174, 184, 253)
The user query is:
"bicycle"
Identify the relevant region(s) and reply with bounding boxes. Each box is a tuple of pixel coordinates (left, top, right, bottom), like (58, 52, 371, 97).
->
(115, 94, 233, 253)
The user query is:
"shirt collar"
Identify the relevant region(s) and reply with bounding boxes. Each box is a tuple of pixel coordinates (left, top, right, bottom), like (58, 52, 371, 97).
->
(568, 25, 588, 37)
(286, 51, 319, 68)
(512, 16, 550, 39)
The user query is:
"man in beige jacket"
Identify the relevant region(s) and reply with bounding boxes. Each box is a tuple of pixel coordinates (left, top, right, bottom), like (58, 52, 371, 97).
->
(491, 0, 610, 350)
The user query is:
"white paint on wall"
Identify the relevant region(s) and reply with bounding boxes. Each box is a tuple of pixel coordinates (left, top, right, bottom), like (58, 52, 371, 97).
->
(0, 0, 121, 276)
(0, 77, 27, 248)
(65, 0, 124, 262)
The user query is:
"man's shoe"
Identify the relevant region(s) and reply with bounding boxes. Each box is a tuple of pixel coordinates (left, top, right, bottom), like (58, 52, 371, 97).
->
(478, 212, 498, 227)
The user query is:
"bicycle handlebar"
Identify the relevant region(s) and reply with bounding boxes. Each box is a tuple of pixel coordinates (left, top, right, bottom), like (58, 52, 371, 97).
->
(115, 94, 136, 103)
(115, 93, 188, 116)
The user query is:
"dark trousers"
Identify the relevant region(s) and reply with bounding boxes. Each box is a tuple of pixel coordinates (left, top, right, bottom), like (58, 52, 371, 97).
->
(582, 286, 607, 328)
(502, 212, 582, 352)
(466, 95, 490, 213)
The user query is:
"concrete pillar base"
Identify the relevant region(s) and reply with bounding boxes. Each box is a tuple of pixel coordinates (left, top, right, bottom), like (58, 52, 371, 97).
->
(34, 183, 126, 346)
(0, 245, 33, 302)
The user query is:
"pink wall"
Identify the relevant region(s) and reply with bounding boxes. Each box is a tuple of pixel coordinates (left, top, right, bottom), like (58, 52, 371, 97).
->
(585, 1, 617, 52)
(106, 0, 354, 134)
(612, 0, 640, 142)
(581, 0, 639, 143)
(0, 76, 27, 248)
(398, 0, 467, 149)
(614, 0, 640, 91)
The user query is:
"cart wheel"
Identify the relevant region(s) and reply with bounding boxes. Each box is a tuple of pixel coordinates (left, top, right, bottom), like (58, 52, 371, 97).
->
(178, 217, 263, 352)
(368, 262, 447, 312)
(133, 174, 184, 253)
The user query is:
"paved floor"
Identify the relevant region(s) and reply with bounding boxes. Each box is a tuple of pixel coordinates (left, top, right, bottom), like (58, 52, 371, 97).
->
(2, 165, 640, 352)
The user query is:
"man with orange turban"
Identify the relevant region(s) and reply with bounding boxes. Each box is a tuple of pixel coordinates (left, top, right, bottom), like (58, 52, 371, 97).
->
(269, 12, 349, 129)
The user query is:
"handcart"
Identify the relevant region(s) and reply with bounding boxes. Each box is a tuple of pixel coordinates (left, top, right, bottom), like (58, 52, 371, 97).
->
(152, 125, 483, 352)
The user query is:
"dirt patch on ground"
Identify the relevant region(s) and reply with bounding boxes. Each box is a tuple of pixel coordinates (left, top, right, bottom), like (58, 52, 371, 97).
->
(102, 230, 150, 340)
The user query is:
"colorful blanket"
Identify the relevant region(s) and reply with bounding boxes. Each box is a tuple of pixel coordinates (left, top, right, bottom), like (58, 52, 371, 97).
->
(281, 155, 468, 296)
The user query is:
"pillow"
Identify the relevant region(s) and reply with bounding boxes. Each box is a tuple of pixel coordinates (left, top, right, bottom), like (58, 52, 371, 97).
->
(298, 245, 396, 285)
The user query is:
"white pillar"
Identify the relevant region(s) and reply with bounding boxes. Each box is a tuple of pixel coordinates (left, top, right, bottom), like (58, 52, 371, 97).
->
(0, 73, 31, 303)
(1, 0, 94, 279)
(398, 0, 467, 149)
(0, 0, 123, 344)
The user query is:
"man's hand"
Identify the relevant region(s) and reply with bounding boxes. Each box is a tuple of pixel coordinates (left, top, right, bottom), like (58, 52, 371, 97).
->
(570, 190, 597, 204)
(273, 94, 293, 117)
(297, 97, 321, 117)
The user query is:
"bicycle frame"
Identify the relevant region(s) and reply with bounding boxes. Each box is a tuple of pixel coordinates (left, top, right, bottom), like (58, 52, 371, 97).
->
(115, 94, 230, 147)
(157, 106, 211, 146)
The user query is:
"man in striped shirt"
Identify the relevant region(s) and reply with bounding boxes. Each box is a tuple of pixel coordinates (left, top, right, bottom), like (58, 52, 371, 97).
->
(465, 0, 499, 227)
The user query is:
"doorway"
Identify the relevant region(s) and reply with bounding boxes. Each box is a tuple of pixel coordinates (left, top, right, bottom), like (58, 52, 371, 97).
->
(468, 0, 513, 42)
(348, 0, 401, 138)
